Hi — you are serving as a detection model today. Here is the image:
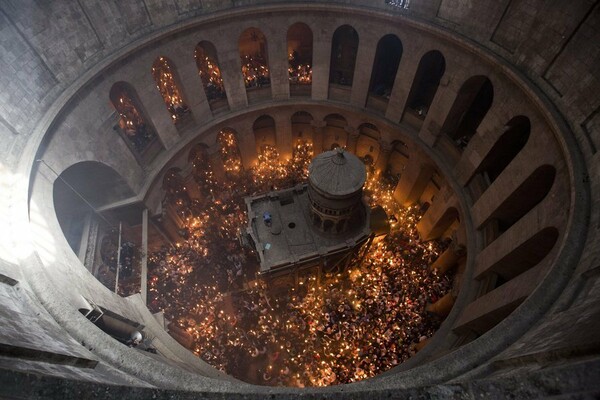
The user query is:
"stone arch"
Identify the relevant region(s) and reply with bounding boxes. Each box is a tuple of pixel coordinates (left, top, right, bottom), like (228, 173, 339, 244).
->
(291, 111, 314, 142)
(109, 81, 161, 160)
(473, 116, 531, 185)
(53, 161, 135, 256)
(487, 165, 556, 235)
(239, 27, 271, 99)
(194, 41, 228, 112)
(442, 75, 494, 150)
(403, 50, 446, 123)
(329, 25, 359, 87)
(478, 227, 560, 281)
(368, 34, 403, 99)
(287, 22, 313, 96)
(253, 115, 277, 157)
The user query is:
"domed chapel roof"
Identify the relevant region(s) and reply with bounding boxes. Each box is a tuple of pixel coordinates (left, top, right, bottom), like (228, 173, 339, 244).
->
(308, 148, 366, 196)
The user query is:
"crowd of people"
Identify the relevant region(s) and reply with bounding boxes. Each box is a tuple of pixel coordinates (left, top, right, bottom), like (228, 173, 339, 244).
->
(140, 141, 453, 386)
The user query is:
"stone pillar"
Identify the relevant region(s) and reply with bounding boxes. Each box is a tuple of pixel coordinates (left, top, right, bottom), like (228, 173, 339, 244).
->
(346, 128, 359, 154)
(169, 50, 212, 122)
(214, 37, 248, 111)
(350, 33, 377, 107)
(80, 214, 99, 273)
(311, 25, 332, 101)
(140, 208, 148, 305)
(393, 158, 435, 206)
(274, 113, 293, 160)
(137, 73, 180, 149)
(311, 120, 326, 154)
(426, 293, 454, 317)
(238, 127, 258, 169)
(416, 185, 459, 241)
(374, 141, 392, 174)
(210, 151, 226, 182)
(431, 241, 466, 275)
(183, 174, 202, 201)
(385, 48, 420, 122)
(419, 68, 468, 147)
(267, 27, 289, 101)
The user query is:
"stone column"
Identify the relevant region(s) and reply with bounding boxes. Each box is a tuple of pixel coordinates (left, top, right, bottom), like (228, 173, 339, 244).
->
(267, 26, 290, 101)
(311, 25, 332, 101)
(416, 185, 459, 241)
(385, 48, 420, 122)
(419, 67, 469, 147)
(274, 113, 293, 160)
(311, 120, 326, 154)
(140, 208, 148, 305)
(350, 33, 377, 107)
(346, 128, 359, 154)
(183, 173, 202, 201)
(169, 50, 212, 122)
(431, 241, 466, 275)
(238, 127, 258, 169)
(374, 141, 392, 174)
(214, 37, 248, 111)
(426, 293, 454, 317)
(137, 73, 180, 149)
(393, 157, 435, 206)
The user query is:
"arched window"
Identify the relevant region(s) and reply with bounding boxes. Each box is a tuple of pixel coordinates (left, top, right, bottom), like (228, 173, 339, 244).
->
(151, 56, 190, 124)
(287, 22, 313, 96)
(403, 50, 445, 126)
(239, 27, 271, 101)
(109, 82, 160, 159)
(367, 35, 403, 112)
(291, 111, 314, 142)
(356, 123, 381, 165)
(329, 25, 359, 87)
(488, 165, 556, 234)
(443, 76, 494, 150)
(194, 41, 228, 112)
(323, 114, 348, 151)
(53, 161, 135, 284)
(217, 129, 243, 177)
(479, 227, 559, 281)
(253, 115, 278, 160)
(474, 116, 531, 186)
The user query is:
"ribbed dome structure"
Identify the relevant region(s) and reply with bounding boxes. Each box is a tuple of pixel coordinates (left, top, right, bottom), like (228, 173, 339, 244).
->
(308, 148, 366, 196)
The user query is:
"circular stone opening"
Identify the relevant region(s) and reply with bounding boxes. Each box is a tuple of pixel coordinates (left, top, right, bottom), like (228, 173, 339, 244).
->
(141, 143, 456, 387)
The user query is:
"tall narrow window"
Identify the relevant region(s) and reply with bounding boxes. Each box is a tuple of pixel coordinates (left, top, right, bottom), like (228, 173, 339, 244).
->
(443, 76, 494, 150)
(474, 116, 531, 187)
(403, 50, 445, 128)
(367, 35, 403, 113)
(109, 82, 161, 161)
(195, 41, 228, 113)
(151, 56, 190, 124)
(287, 22, 313, 97)
(239, 28, 271, 102)
(329, 25, 358, 102)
